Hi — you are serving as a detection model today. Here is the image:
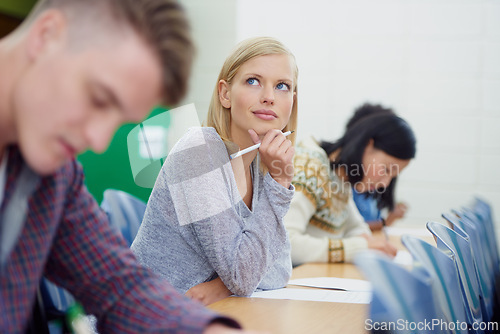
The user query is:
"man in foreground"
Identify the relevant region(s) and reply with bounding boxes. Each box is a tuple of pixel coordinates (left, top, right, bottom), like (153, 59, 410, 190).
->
(0, 0, 247, 332)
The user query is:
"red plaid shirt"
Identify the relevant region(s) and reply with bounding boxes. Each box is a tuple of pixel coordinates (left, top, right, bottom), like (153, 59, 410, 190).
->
(0, 146, 237, 333)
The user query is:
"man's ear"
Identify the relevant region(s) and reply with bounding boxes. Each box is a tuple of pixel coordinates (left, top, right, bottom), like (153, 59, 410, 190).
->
(218, 80, 231, 109)
(25, 9, 67, 61)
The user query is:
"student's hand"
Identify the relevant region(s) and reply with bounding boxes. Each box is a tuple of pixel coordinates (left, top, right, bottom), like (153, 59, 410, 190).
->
(204, 323, 269, 334)
(362, 234, 398, 257)
(367, 220, 384, 232)
(185, 277, 232, 306)
(248, 129, 294, 189)
(386, 202, 408, 225)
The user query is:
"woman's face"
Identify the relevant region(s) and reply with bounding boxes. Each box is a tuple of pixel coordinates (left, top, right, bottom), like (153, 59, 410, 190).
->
(354, 140, 411, 193)
(219, 54, 296, 141)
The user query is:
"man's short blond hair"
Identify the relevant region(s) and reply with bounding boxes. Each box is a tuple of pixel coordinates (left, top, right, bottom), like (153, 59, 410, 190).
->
(25, 0, 194, 106)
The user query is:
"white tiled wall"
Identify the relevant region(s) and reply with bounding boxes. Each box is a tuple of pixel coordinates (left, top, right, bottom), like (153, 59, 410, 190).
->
(181, 0, 500, 228)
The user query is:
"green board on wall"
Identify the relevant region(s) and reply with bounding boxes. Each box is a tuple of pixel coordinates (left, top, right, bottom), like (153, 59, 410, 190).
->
(77, 107, 168, 204)
(0, 0, 36, 18)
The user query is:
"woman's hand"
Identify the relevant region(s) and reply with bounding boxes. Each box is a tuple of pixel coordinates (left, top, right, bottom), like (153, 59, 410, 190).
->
(386, 202, 408, 225)
(248, 129, 294, 189)
(362, 234, 398, 257)
(185, 277, 232, 306)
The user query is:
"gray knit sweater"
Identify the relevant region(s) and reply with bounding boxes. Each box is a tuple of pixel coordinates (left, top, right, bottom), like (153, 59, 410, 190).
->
(131, 127, 294, 296)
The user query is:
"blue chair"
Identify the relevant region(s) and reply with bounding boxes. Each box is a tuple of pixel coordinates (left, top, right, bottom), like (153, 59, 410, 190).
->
(100, 189, 147, 246)
(472, 198, 497, 255)
(39, 278, 75, 333)
(427, 222, 487, 327)
(460, 204, 499, 276)
(355, 251, 447, 334)
(402, 235, 469, 334)
(40, 279, 75, 314)
(443, 212, 495, 317)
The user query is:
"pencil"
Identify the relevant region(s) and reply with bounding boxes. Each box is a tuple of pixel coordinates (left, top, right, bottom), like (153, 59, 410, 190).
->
(230, 130, 294, 160)
(381, 218, 389, 241)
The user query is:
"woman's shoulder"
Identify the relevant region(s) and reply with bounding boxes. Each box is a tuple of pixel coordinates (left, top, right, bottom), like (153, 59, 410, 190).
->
(171, 126, 222, 148)
(294, 137, 330, 167)
(292, 137, 333, 196)
(169, 127, 221, 153)
(166, 127, 229, 170)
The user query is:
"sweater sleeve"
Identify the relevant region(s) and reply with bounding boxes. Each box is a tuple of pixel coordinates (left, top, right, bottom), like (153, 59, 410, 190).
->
(341, 195, 371, 262)
(165, 128, 293, 296)
(284, 191, 369, 265)
(343, 195, 372, 238)
(253, 173, 293, 290)
(284, 191, 330, 266)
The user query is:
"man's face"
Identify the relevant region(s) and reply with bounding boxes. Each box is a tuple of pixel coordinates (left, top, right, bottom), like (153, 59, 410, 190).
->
(12, 20, 162, 175)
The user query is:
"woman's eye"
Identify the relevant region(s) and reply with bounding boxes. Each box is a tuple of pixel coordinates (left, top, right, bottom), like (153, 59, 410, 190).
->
(247, 78, 259, 86)
(276, 82, 290, 91)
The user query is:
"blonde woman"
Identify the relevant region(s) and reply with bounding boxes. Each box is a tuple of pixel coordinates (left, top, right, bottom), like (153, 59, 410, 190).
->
(132, 37, 298, 305)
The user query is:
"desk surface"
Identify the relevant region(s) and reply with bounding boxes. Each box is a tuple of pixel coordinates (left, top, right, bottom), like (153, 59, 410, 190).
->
(208, 226, 434, 334)
(209, 263, 369, 334)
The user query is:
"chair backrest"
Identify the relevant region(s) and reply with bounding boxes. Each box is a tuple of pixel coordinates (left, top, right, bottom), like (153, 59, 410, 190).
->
(26, 285, 51, 334)
(401, 235, 469, 334)
(355, 251, 446, 334)
(100, 189, 147, 246)
(443, 211, 495, 319)
(427, 222, 486, 326)
(472, 197, 496, 251)
(40, 279, 75, 314)
(462, 203, 499, 276)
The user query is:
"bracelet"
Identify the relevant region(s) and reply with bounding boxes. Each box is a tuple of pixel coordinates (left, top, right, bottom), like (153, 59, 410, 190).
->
(380, 217, 387, 227)
(328, 239, 344, 263)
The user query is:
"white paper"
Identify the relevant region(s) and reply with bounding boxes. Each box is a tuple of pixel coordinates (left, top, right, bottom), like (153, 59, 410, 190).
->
(250, 288, 371, 304)
(287, 277, 371, 292)
(385, 226, 430, 237)
(393, 250, 413, 266)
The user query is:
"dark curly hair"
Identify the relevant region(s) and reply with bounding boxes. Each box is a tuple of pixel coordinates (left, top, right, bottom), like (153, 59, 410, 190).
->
(320, 103, 416, 211)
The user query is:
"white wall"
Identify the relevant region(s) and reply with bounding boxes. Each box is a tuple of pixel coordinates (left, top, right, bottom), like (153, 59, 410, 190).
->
(181, 0, 500, 227)
(179, 0, 237, 122)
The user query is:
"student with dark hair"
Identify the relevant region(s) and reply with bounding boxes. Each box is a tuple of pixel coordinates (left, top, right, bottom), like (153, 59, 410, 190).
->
(0, 0, 248, 332)
(352, 178, 408, 231)
(284, 103, 416, 266)
(348, 104, 410, 231)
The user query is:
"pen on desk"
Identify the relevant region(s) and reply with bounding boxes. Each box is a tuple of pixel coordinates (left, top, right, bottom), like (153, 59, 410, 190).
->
(230, 130, 294, 160)
(381, 217, 389, 241)
(67, 303, 92, 334)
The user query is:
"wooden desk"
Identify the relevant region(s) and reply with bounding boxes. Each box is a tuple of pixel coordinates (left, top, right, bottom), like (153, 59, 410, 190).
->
(209, 263, 369, 334)
(208, 226, 434, 333)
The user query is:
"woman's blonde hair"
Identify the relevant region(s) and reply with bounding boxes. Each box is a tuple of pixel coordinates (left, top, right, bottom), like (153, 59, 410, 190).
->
(206, 36, 298, 146)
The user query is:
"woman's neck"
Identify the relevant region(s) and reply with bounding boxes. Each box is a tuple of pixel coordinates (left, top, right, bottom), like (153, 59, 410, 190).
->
(229, 129, 258, 172)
